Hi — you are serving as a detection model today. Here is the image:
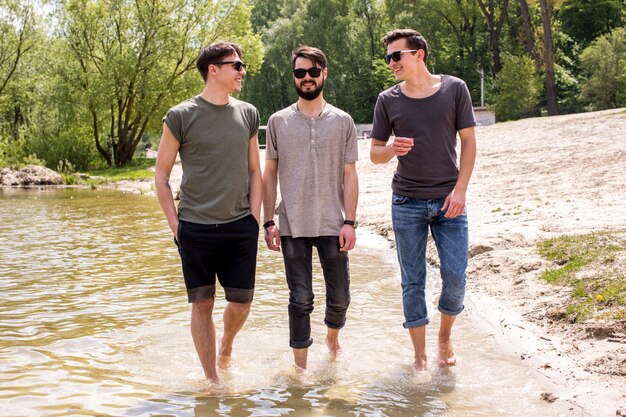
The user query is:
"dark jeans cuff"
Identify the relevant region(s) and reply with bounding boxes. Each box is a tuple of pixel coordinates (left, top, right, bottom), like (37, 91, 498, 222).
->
(290, 338, 313, 349)
(187, 285, 216, 303)
(224, 287, 254, 303)
(324, 318, 346, 330)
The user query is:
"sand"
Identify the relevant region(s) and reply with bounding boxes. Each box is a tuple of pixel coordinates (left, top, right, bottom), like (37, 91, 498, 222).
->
(124, 108, 626, 415)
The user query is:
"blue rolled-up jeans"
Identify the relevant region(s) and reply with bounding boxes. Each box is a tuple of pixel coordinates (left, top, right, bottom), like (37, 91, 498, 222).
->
(391, 193, 468, 328)
(280, 236, 351, 349)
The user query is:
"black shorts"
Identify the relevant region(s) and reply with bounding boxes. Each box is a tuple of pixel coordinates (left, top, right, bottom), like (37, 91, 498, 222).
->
(176, 215, 259, 304)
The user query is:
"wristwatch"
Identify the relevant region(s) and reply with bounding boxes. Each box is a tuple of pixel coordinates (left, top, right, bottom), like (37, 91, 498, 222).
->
(343, 219, 358, 229)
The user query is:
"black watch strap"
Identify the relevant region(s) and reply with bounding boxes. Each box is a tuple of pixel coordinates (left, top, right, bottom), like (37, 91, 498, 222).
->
(263, 220, 275, 229)
(343, 219, 358, 229)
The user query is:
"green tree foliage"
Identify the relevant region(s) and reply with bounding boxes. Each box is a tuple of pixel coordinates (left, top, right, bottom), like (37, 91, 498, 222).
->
(559, 0, 625, 48)
(491, 54, 541, 121)
(58, 0, 263, 167)
(579, 27, 626, 110)
(0, 0, 42, 166)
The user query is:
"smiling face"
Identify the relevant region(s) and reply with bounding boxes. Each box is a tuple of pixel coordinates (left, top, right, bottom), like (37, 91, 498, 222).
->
(292, 56, 326, 101)
(385, 38, 420, 81)
(212, 52, 246, 93)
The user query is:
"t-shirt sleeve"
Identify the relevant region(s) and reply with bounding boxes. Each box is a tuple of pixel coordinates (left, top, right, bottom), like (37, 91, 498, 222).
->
(163, 109, 184, 144)
(370, 94, 392, 141)
(249, 107, 260, 138)
(455, 82, 477, 130)
(265, 115, 278, 160)
(345, 116, 358, 163)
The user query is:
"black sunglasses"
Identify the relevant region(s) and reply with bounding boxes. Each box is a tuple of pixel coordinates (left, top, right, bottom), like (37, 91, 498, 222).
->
(384, 50, 418, 64)
(293, 67, 324, 79)
(211, 61, 246, 71)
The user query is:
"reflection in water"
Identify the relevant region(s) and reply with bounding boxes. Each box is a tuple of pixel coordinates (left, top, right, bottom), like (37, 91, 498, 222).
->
(1, 188, 567, 416)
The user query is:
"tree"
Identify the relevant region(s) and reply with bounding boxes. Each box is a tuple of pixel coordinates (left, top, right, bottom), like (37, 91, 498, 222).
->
(538, 0, 558, 115)
(476, 0, 510, 75)
(579, 27, 626, 109)
(491, 54, 541, 120)
(58, 0, 263, 166)
(559, 0, 625, 48)
(0, 0, 41, 142)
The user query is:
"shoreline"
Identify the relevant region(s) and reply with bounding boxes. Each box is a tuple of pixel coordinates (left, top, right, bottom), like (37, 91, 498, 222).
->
(8, 108, 623, 415)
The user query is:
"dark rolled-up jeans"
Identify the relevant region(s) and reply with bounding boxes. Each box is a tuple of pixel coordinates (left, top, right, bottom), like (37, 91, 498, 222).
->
(280, 236, 351, 349)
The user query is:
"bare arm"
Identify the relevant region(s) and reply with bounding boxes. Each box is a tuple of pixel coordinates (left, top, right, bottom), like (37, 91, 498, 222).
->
(442, 126, 477, 218)
(262, 158, 280, 251)
(155, 123, 181, 238)
(339, 162, 359, 251)
(248, 133, 263, 224)
(370, 137, 414, 164)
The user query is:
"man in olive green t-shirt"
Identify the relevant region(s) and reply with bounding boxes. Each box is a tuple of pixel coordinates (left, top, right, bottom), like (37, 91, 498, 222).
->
(155, 42, 262, 383)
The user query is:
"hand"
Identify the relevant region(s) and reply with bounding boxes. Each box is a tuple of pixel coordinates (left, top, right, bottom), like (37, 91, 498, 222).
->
(170, 219, 179, 241)
(264, 225, 281, 251)
(442, 189, 466, 218)
(392, 136, 414, 157)
(339, 224, 356, 252)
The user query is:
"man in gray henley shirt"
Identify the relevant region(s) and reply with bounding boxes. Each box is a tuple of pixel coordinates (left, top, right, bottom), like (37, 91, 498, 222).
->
(262, 46, 359, 370)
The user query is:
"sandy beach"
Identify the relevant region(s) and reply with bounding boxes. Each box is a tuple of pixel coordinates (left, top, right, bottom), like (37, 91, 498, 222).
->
(356, 108, 626, 416)
(123, 108, 625, 415)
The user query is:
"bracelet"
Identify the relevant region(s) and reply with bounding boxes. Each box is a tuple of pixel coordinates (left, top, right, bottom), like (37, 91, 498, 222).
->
(262, 220, 275, 229)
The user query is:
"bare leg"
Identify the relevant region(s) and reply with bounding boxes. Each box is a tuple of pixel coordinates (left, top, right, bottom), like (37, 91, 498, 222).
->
(190, 298, 219, 382)
(438, 313, 457, 366)
(218, 301, 251, 368)
(293, 348, 308, 370)
(408, 326, 428, 371)
(326, 328, 341, 360)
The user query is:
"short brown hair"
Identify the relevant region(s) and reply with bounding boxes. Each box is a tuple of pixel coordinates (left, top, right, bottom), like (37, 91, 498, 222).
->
(382, 29, 429, 61)
(292, 46, 327, 69)
(196, 42, 243, 81)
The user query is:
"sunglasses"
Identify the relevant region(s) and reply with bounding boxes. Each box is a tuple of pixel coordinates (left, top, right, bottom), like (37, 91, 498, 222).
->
(384, 50, 418, 64)
(293, 67, 324, 79)
(211, 61, 246, 71)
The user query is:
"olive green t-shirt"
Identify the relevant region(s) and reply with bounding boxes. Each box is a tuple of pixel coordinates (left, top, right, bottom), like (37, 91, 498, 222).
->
(163, 96, 259, 224)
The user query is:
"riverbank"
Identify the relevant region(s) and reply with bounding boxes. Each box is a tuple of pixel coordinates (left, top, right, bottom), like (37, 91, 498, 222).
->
(112, 108, 625, 415)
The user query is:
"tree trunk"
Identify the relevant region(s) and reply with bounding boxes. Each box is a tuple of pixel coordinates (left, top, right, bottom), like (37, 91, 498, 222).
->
(538, 0, 558, 115)
(517, 0, 536, 59)
(477, 0, 510, 76)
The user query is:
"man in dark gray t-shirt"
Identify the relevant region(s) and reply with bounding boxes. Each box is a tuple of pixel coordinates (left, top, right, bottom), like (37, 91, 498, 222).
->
(155, 42, 262, 383)
(370, 29, 477, 372)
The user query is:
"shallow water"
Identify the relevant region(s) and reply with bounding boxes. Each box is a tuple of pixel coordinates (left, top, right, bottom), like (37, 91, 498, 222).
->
(0, 188, 569, 416)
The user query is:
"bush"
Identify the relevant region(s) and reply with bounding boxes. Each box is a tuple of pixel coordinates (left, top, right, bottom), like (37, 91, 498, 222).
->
(579, 28, 626, 110)
(490, 55, 541, 121)
(24, 126, 99, 171)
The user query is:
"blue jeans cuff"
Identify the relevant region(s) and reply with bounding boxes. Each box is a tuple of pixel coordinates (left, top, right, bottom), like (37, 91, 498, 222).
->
(403, 317, 430, 329)
(439, 304, 465, 316)
(290, 338, 313, 349)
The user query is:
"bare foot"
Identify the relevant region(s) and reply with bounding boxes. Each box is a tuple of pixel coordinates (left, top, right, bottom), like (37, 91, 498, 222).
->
(218, 338, 232, 369)
(412, 356, 428, 371)
(438, 339, 457, 367)
(326, 330, 342, 361)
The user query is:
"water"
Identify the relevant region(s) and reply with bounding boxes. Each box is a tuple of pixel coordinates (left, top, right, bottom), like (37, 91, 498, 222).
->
(0, 188, 569, 416)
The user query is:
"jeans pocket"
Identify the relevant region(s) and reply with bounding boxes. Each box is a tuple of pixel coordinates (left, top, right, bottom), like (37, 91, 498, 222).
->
(175, 221, 182, 249)
(392, 193, 409, 205)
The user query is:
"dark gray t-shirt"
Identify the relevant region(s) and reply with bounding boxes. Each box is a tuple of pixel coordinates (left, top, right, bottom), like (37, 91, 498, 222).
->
(371, 75, 476, 199)
(163, 96, 259, 224)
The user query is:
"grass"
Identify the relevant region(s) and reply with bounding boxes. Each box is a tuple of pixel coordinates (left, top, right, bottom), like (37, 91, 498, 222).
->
(537, 231, 626, 322)
(66, 158, 155, 185)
